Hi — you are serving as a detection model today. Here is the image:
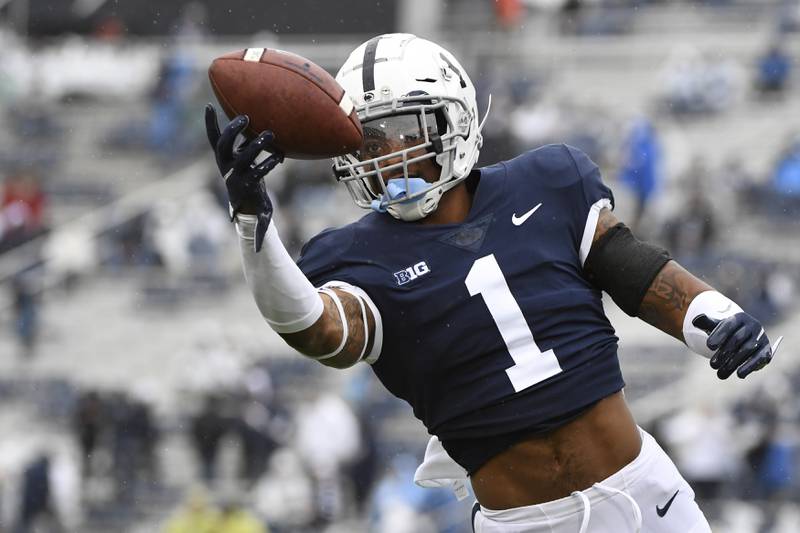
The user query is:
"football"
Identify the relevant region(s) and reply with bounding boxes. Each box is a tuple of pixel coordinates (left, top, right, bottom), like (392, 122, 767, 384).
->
(208, 48, 363, 159)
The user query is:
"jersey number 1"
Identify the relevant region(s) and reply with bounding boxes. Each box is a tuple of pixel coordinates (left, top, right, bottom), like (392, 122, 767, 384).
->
(465, 254, 563, 392)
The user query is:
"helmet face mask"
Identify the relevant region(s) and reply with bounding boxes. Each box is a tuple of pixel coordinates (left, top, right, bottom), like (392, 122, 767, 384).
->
(358, 111, 437, 165)
(356, 112, 439, 197)
(332, 34, 484, 222)
(335, 94, 471, 211)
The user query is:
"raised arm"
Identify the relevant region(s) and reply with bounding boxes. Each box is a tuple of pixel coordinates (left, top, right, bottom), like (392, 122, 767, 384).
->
(206, 105, 378, 369)
(236, 216, 379, 369)
(585, 208, 778, 379)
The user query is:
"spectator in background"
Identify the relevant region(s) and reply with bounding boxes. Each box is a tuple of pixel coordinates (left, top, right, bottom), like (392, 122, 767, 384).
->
(755, 44, 791, 98)
(720, 155, 758, 211)
(91, 15, 125, 42)
(736, 135, 800, 217)
(369, 454, 438, 533)
(344, 409, 380, 514)
(660, 46, 741, 115)
(494, 0, 524, 31)
(664, 157, 717, 259)
(252, 448, 315, 531)
(618, 116, 662, 233)
(108, 393, 159, 506)
(771, 136, 800, 197)
(0, 170, 47, 253)
(191, 395, 229, 484)
(664, 189, 716, 259)
(235, 400, 277, 486)
(15, 454, 59, 533)
(751, 420, 794, 499)
(109, 393, 137, 507)
(11, 272, 40, 359)
(295, 393, 361, 527)
(147, 192, 231, 280)
(148, 47, 197, 158)
(215, 494, 268, 533)
(163, 487, 219, 533)
(747, 414, 796, 533)
(73, 391, 105, 480)
(175, 2, 208, 43)
(149, 2, 207, 159)
(660, 405, 739, 522)
(559, 0, 583, 35)
(129, 396, 160, 489)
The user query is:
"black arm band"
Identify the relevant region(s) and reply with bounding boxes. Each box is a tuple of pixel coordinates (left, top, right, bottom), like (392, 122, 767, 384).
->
(583, 223, 672, 317)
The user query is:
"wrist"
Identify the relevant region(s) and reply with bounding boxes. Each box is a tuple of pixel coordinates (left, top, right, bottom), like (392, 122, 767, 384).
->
(234, 212, 259, 240)
(235, 199, 266, 215)
(682, 290, 743, 358)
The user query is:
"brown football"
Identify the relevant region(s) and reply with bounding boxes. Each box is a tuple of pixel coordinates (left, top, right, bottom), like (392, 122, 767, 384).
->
(208, 48, 363, 160)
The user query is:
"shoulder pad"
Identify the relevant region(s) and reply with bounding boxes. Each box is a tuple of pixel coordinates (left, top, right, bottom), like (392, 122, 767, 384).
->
(297, 224, 357, 281)
(508, 144, 586, 189)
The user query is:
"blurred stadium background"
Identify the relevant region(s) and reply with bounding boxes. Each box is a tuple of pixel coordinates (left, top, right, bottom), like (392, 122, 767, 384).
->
(0, 0, 799, 532)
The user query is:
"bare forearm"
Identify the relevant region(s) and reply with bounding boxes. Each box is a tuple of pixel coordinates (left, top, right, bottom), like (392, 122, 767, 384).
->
(280, 289, 375, 368)
(637, 260, 713, 342)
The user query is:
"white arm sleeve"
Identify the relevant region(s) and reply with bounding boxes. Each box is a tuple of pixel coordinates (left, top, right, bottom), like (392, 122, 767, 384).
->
(237, 215, 323, 334)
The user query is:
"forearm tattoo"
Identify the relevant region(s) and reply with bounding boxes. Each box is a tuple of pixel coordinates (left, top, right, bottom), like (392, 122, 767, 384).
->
(279, 289, 374, 364)
(637, 261, 712, 341)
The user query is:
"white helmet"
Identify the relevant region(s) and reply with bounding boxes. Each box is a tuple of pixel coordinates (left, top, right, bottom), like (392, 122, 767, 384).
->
(333, 34, 486, 221)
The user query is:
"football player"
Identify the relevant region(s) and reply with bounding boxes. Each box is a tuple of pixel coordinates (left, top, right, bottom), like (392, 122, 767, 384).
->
(204, 34, 780, 532)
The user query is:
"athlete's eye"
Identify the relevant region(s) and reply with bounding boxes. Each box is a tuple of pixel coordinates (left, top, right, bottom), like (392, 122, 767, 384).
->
(365, 141, 384, 154)
(358, 139, 389, 160)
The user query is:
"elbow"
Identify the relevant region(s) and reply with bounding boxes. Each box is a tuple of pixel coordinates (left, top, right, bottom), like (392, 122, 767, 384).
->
(278, 313, 343, 359)
(318, 355, 357, 370)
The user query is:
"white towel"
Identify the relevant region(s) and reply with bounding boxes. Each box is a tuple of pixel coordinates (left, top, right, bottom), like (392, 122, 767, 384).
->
(413, 436, 470, 501)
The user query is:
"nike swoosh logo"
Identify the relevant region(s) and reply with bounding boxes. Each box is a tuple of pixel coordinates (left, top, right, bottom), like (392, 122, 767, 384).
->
(511, 203, 542, 226)
(656, 490, 680, 517)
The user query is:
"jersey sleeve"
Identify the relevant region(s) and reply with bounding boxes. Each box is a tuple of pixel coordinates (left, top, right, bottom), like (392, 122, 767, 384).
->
(296, 225, 357, 287)
(563, 145, 615, 267)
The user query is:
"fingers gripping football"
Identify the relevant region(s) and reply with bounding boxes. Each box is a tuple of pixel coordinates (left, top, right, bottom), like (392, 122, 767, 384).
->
(205, 104, 284, 251)
(692, 312, 776, 379)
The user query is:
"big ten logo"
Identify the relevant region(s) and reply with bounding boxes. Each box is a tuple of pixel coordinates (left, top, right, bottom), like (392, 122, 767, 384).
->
(393, 261, 431, 285)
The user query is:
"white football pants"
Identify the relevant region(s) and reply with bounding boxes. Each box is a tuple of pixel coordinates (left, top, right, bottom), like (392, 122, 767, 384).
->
(472, 429, 712, 533)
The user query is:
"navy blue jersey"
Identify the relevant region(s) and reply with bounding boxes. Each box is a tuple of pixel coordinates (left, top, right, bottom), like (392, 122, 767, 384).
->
(297, 144, 624, 471)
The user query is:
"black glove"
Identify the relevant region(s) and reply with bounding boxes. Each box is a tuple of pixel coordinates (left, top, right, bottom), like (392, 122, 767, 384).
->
(692, 312, 779, 379)
(205, 104, 284, 252)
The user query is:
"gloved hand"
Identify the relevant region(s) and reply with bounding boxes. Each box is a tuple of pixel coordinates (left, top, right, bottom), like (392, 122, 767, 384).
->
(205, 103, 284, 252)
(692, 313, 781, 379)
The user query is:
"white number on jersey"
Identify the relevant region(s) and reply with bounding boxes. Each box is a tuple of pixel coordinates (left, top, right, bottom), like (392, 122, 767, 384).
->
(465, 254, 563, 392)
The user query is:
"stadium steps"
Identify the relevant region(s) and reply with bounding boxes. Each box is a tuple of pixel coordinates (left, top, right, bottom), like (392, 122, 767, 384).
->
(45, 100, 181, 226)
